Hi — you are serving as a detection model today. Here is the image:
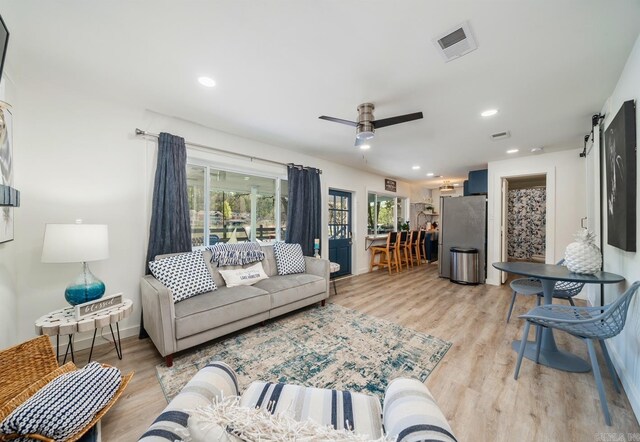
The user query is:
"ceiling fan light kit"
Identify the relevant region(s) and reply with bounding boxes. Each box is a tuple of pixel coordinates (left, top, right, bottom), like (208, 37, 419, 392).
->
(440, 180, 455, 192)
(319, 102, 423, 147)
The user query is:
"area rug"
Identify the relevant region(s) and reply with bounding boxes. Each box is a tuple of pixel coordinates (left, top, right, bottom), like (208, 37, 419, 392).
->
(156, 303, 452, 402)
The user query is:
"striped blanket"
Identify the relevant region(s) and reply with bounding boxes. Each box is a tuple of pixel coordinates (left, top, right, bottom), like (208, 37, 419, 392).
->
(207, 242, 265, 267)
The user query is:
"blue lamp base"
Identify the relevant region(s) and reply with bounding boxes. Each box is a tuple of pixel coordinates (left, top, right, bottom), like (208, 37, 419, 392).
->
(65, 262, 106, 306)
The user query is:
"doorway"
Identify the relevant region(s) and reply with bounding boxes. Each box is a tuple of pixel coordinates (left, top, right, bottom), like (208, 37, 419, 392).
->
(500, 174, 547, 282)
(328, 189, 352, 277)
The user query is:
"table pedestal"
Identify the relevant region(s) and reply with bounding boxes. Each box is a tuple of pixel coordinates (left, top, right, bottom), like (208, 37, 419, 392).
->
(512, 279, 591, 373)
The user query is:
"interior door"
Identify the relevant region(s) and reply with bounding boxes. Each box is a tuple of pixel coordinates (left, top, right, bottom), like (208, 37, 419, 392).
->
(328, 190, 352, 277)
(500, 178, 509, 283)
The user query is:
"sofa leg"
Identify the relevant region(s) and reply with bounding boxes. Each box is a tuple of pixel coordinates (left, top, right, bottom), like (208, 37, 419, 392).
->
(165, 354, 174, 367)
(321, 299, 326, 307)
(261, 320, 266, 326)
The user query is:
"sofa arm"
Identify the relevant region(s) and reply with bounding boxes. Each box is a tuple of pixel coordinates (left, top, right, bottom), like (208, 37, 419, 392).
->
(383, 378, 456, 442)
(304, 257, 330, 297)
(141, 275, 177, 358)
(139, 362, 239, 441)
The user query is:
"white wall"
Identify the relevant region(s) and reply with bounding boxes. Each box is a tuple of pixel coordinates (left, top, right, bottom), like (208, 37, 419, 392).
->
(8, 80, 411, 347)
(595, 33, 640, 421)
(486, 149, 586, 285)
(0, 75, 18, 349)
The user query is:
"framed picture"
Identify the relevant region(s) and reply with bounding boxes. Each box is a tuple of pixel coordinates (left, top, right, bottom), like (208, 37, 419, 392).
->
(384, 178, 397, 192)
(605, 100, 636, 252)
(0, 106, 13, 243)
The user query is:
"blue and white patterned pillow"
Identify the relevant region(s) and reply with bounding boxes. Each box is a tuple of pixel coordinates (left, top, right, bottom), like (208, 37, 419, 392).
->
(149, 250, 217, 303)
(273, 242, 306, 276)
(0, 362, 121, 441)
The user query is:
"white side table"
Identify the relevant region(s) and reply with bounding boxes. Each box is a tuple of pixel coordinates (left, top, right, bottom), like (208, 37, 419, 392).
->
(35, 298, 133, 364)
(329, 262, 341, 296)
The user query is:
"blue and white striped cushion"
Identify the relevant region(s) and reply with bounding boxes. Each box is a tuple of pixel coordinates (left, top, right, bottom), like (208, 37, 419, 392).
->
(0, 362, 121, 442)
(383, 378, 456, 442)
(240, 381, 383, 439)
(139, 361, 239, 441)
(207, 242, 265, 267)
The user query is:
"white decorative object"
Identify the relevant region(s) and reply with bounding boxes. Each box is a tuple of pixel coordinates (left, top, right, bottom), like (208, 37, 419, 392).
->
(75, 293, 123, 320)
(564, 230, 602, 275)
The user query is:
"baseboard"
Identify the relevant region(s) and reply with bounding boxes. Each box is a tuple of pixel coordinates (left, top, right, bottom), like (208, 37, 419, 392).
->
(51, 324, 141, 356)
(605, 339, 640, 423)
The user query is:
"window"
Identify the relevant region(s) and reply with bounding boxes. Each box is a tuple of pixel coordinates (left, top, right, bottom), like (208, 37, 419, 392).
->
(367, 192, 407, 235)
(186, 164, 286, 247)
(328, 192, 349, 240)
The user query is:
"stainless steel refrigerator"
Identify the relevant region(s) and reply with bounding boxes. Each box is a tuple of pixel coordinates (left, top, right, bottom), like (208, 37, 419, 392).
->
(438, 195, 487, 283)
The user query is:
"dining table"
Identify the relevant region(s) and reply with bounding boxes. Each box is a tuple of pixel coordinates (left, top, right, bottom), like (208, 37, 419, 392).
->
(492, 261, 625, 373)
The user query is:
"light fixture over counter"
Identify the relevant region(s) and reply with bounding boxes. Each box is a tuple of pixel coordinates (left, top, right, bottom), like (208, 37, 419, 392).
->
(440, 180, 454, 192)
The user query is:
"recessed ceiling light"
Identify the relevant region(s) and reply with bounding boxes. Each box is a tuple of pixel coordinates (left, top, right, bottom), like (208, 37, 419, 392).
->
(426, 172, 435, 177)
(243, 176, 250, 181)
(198, 76, 216, 87)
(412, 165, 421, 170)
(506, 148, 519, 154)
(360, 144, 371, 150)
(481, 109, 498, 117)
(531, 147, 544, 153)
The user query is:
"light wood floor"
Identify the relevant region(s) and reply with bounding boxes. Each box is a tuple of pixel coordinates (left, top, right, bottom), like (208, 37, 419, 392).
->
(87, 263, 640, 441)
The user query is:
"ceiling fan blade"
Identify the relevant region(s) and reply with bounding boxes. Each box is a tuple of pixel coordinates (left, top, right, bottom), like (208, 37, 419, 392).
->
(319, 115, 358, 127)
(372, 112, 423, 129)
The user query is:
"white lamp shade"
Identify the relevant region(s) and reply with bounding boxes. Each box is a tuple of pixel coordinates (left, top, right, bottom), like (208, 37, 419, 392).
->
(42, 224, 109, 263)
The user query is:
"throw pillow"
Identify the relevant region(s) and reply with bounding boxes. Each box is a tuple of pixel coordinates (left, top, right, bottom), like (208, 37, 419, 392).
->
(0, 362, 121, 441)
(148, 250, 216, 303)
(218, 262, 269, 288)
(272, 242, 306, 276)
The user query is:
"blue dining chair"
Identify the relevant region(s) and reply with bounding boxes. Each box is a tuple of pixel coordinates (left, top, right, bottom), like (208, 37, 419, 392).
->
(514, 281, 640, 426)
(506, 259, 585, 322)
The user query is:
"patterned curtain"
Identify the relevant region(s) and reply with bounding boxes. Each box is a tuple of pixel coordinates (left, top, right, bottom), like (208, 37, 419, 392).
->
(507, 188, 546, 259)
(286, 165, 321, 256)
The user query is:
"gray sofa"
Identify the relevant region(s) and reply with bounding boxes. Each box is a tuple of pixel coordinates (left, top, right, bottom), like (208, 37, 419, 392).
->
(141, 245, 330, 366)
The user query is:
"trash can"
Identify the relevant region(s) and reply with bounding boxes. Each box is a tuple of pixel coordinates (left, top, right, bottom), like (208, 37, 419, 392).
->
(450, 247, 480, 285)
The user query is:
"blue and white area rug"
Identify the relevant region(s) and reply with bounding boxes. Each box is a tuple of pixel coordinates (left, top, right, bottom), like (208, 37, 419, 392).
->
(156, 303, 452, 401)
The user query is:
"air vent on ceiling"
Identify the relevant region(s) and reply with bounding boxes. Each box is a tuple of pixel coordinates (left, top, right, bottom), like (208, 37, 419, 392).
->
(490, 131, 511, 141)
(433, 21, 478, 62)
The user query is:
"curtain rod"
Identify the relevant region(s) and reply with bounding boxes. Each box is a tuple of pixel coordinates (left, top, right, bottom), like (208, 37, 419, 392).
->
(135, 128, 322, 174)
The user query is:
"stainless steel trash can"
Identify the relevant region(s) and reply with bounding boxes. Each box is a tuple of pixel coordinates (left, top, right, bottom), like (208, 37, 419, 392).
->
(450, 247, 480, 285)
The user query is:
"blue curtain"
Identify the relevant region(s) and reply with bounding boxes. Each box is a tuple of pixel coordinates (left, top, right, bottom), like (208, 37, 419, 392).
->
(140, 132, 191, 338)
(145, 132, 192, 267)
(286, 165, 321, 256)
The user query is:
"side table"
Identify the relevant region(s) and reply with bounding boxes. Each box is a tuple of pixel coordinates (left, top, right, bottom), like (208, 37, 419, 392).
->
(329, 262, 341, 296)
(35, 298, 133, 365)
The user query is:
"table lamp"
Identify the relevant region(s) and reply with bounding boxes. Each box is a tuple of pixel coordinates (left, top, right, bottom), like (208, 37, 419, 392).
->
(41, 221, 109, 306)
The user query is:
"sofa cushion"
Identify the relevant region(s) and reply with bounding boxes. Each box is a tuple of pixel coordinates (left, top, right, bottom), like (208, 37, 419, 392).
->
(260, 245, 278, 277)
(149, 250, 216, 303)
(273, 242, 306, 275)
(253, 274, 325, 308)
(240, 381, 383, 439)
(174, 286, 270, 339)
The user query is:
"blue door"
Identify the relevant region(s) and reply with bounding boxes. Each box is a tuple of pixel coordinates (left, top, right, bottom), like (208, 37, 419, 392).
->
(328, 190, 352, 277)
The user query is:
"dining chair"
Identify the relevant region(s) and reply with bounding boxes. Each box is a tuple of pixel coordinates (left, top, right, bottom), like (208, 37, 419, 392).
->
(410, 230, 424, 266)
(506, 259, 585, 322)
(369, 232, 400, 275)
(514, 281, 640, 426)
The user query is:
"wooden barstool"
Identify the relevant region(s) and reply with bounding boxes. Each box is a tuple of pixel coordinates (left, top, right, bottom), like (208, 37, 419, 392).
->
(369, 232, 400, 274)
(398, 231, 413, 270)
(411, 230, 424, 265)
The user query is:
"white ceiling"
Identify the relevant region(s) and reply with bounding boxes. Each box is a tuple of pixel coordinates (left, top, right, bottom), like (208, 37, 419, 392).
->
(2, 1, 640, 186)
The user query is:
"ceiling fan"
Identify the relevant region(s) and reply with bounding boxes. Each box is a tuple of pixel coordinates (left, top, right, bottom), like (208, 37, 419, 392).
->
(319, 103, 423, 147)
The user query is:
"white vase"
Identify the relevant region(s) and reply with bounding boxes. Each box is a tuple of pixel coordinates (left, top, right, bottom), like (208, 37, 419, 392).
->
(564, 230, 602, 274)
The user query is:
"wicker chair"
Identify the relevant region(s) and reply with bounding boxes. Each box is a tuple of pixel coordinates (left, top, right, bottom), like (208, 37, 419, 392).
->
(0, 335, 133, 442)
(514, 281, 640, 426)
(506, 259, 585, 322)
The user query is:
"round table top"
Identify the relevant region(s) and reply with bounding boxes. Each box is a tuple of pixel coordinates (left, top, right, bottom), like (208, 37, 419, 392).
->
(329, 262, 341, 273)
(492, 262, 625, 284)
(35, 298, 133, 336)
